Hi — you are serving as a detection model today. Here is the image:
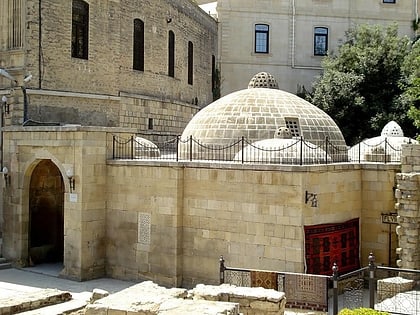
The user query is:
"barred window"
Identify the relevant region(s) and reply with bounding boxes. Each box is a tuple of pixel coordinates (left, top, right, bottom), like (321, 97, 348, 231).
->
(71, 0, 89, 59)
(285, 118, 301, 137)
(133, 19, 144, 71)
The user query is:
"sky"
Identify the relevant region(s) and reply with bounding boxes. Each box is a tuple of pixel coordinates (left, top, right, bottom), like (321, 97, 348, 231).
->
(199, 2, 217, 15)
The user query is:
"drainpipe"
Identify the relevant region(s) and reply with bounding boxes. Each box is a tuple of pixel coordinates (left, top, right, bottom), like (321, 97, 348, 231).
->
(291, 0, 322, 70)
(291, 0, 296, 68)
(38, 0, 42, 89)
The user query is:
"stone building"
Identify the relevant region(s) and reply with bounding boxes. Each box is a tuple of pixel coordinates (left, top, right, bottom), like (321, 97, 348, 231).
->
(214, 0, 419, 95)
(0, 0, 218, 132)
(1, 73, 414, 288)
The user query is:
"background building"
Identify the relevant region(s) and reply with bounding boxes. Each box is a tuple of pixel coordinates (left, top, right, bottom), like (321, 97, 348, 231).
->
(0, 0, 218, 132)
(215, 0, 419, 95)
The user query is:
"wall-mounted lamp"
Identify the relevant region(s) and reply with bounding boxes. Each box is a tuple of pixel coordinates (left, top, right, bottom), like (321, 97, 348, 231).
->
(166, 12, 172, 23)
(2, 166, 10, 187)
(2, 95, 9, 114)
(305, 191, 318, 207)
(66, 168, 75, 192)
(23, 74, 33, 83)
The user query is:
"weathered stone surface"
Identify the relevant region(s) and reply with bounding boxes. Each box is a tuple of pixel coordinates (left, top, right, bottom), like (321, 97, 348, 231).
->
(85, 281, 240, 315)
(189, 284, 286, 315)
(396, 144, 420, 270)
(0, 288, 71, 315)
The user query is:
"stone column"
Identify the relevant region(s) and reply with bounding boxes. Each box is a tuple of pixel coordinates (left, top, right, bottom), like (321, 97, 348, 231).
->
(395, 144, 420, 271)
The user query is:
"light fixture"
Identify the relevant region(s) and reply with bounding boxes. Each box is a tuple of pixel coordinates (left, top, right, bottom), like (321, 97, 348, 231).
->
(66, 168, 75, 192)
(2, 166, 10, 187)
(305, 191, 318, 207)
(23, 74, 33, 83)
(2, 95, 9, 114)
(166, 12, 172, 23)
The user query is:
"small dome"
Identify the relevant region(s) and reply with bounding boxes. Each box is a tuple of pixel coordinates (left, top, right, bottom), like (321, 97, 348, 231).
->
(381, 121, 404, 137)
(134, 137, 160, 158)
(348, 120, 418, 162)
(233, 138, 332, 164)
(274, 127, 292, 139)
(181, 85, 347, 162)
(248, 72, 279, 89)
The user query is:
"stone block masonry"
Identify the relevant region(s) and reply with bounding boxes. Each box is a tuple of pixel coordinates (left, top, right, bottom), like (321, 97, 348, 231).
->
(395, 144, 420, 272)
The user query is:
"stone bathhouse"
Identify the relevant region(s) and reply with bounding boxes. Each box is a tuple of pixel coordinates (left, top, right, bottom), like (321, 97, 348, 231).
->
(0, 0, 419, 290)
(1, 125, 419, 287)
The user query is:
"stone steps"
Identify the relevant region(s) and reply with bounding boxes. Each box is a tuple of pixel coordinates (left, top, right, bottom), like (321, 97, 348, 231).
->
(0, 288, 72, 315)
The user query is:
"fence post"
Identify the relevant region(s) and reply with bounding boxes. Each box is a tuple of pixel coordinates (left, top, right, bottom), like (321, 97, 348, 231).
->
(112, 135, 116, 159)
(189, 135, 193, 161)
(384, 137, 388, 164)
(131, 135, 134, 159)
(368, 252, 376, 309)
(358, 141, 361, 163)
(219, 255, 225, 284)
(241, 136, 244, 164)
(176, 136, 179, 161)
(325, 136, 329, 164)
(332, 263, 339, 315)
(300, 136, 303, 165)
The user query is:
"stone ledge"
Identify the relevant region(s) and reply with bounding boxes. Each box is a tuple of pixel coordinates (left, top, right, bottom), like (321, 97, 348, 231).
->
(0, 289, 72, 315)
(189, 284, 287, 315)
(377, 276, 415, 303)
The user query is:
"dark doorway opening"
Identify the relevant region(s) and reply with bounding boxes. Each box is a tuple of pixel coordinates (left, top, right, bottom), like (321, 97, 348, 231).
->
(29, 160, 64, 265)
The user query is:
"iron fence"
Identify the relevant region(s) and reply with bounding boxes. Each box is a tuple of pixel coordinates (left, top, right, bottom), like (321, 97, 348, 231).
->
(111, 133, 403, 165)
(219, 253, 420, 315)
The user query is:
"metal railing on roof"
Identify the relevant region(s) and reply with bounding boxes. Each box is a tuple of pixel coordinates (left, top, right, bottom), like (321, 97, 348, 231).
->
(111, 134, 403, 165)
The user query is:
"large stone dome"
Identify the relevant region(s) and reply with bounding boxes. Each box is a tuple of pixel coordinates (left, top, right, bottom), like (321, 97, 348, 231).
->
(180, 73, 347, 162)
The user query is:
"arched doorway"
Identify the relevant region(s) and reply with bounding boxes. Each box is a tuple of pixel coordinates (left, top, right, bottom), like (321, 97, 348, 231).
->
(28, 160, 64, 265)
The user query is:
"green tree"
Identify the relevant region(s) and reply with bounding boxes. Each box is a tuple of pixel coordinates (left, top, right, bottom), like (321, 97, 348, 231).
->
(311, 23, 416, 145)
(401, 40, 420, 139)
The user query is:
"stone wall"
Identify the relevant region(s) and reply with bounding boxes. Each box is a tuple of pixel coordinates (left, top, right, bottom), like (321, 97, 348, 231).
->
(2, 126, 136, 280)
(106, 161, 398, 287)
(0, 0, 217, 133)
(395, 144, 420, 270)
(1, 127, 400, 286)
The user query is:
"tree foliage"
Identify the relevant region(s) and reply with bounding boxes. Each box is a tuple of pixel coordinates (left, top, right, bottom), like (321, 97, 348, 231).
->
(401, 40, 420, 139)
(310, 23, 418, 145)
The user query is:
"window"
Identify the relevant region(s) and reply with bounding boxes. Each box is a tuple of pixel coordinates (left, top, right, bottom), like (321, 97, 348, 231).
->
(188, 41, 193, 85)
(383, 0, 396, 3)
(133, 19, 144, 71)
(168, 31, 175, 77)
(71, 0, 89, 59)
(285, 118, 301, 137)
(7, 0, 23, 48)
(314, 27, 328, 56)
(255, 24, 269, 53)
(211, 55, 216, 91)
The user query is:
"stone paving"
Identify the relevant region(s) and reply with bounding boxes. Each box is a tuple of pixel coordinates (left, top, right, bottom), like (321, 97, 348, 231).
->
(0, 266, 325, 315)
